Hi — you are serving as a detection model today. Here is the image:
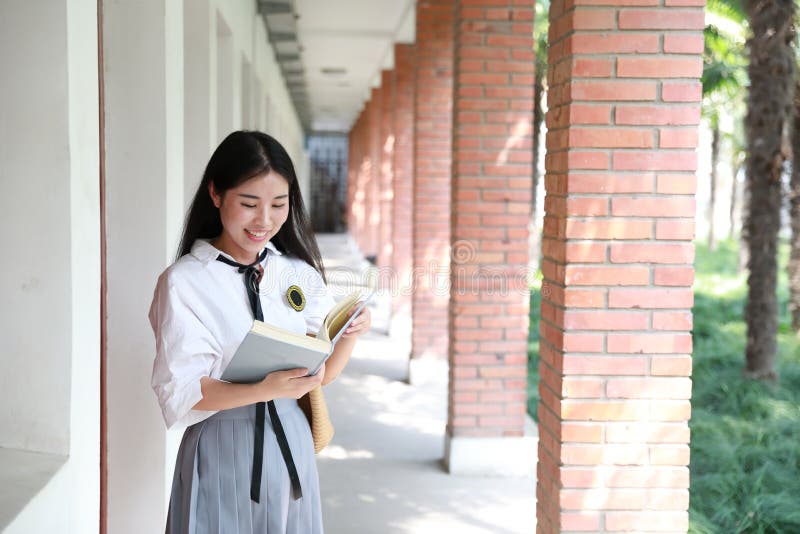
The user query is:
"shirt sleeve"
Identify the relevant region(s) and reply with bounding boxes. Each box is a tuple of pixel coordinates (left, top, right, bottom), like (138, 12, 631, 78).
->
(149, 273, 221, 429)
(299, 263, 337, 336)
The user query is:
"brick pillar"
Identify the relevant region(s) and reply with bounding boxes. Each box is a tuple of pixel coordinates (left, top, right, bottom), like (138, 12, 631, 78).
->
(347, 112, 358, 236)
(378, 69, 396, 271)
(347, 109, 367, 249)
(412, 0, 454, 371)
(446, 0, 535, 475)
(536, 0, 702, 531)
(392, 44, 416, 334)
(367, 88, 381, 261)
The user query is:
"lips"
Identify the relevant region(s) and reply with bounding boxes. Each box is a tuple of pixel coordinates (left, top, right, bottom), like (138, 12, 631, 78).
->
(245, 229, 268, 240)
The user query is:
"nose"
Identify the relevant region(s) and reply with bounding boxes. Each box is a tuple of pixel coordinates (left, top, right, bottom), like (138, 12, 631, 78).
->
(255, 205, 273, 229)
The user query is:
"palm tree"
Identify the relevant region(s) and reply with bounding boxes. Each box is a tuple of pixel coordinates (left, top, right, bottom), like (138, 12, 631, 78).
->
(743, 0, 796, 381)
(529, 0, 549, 268)
(703, 0, 747, 250)
(789, 77, 800, 330)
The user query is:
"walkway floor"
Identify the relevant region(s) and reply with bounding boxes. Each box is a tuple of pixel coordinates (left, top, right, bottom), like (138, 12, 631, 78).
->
(315, 233, 536, 534)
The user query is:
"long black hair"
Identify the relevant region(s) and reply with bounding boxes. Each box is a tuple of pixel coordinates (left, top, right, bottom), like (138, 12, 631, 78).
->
(177, 130, 326, 280)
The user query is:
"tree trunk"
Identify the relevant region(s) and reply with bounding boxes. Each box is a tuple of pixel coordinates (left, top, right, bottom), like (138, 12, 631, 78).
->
(528, 56, 545, 269)
(743, 0, 796, 381)
(532, 72, 544, 222)
(729, 156, 740, 241)
(789, 80, 800, 330)
(738, 170, 750, 273)
(709, 126, 720, 250)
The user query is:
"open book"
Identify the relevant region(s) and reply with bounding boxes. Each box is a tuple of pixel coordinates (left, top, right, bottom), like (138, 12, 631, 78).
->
(221, 288, 374, 383)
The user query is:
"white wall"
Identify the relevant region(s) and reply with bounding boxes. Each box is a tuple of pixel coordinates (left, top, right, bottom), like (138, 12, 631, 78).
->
(0, 0, 72, 457)
(0, 0, 100, 532)
(105, 1, 309, 531)
(104, 0, 184, 531)
(183, 0, 309, 205)
(0, 1, 310, 530)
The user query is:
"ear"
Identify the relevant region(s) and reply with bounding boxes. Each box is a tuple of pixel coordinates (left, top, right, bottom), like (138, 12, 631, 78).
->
(208, 182, 222, 208)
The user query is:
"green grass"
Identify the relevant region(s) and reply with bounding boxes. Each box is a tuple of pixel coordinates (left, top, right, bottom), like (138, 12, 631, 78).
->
(526, 239, 800, 533)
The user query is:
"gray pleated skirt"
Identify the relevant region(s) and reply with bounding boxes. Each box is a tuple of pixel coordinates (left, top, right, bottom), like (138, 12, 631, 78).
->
(166, 400, 323, 534)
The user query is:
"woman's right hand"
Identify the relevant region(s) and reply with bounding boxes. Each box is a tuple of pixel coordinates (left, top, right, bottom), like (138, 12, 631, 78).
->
(256, 364, 325, 401)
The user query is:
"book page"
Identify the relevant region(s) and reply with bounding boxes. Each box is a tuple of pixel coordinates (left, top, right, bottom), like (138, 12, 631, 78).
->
(317, 292, 359, 341)
(318, 288, 376, 344)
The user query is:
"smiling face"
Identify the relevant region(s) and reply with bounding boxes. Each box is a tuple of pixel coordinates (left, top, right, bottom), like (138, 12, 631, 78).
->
(209, 170, 290, 264)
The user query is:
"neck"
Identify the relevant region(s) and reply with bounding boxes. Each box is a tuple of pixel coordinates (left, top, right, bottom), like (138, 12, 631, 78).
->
(211, 235, 259, 265)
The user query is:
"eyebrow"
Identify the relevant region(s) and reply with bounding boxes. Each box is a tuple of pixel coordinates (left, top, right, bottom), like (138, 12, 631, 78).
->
(237, 193, 289, 200)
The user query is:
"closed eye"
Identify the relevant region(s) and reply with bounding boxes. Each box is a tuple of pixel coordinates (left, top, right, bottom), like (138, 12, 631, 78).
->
(272, 204, 287, 208)
(241, 203, 257, 208)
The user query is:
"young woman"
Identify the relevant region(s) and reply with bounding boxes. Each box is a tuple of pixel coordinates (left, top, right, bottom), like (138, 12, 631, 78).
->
(149, 131, 369, 533)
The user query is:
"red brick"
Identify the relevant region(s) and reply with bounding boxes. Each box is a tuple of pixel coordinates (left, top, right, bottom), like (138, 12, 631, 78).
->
(571, 0, 659, 5)
(654, 266, 695, 286)
(562, 401, 650, 421)
(569, 127, 654, 148)
(618, 9, 705, 30)
(459, 46, 510, 60)
(617, 57, 703, 78)
(567, 151, 611, 170)
(613, 151, 697, 171)
(609, 242, 694, 264)
(660, 128, 699, 148)
(560, 512, 602, 531)
(606, 511, 689, 531)
(662, 81, 702, 102)
(611, 196, 694, 217)
(649, 444, 691, 465)
(608, 288, 693, 308)
(664, 33, 704, 54)
(564, 288, 606, 308)
(653, 311, 693, 330)
(564, 173, 654, 193)
(616, 105, 701, 125)
(572, 58, 614, 77)
(567, 197, 609, 215)
(569, 104, 613, 125)
(666, 0, 706, 5)
(656, 174, 696, 194)
(565, 219, 652, 239)
(606, 423, 690, 444)
(563, 333, 605, 352)
(566, 242, 608, 263)
(606, 377, 692, 398)
(607, 333, 692, 354)
(563, 378, 605, 398)
(564, 310, 650, 330)
(562, 423, 604, 442)
(560, 444, 604, 465)
(569, 33, 660, 54)
(656, 219, 695, 240)
(564, 266, 650, 286)
(562, 355, 648, 375)
(651, 355, 692, 376)
(569, 80, 657, 101)
(651, 400, 692, 421)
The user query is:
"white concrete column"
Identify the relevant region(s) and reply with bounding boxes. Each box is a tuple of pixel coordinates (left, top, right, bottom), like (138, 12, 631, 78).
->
(103, 0, 184, 532)
(0, 1, 100, 532)
(216, 11, 234, 142)
(183, 0, 215, 207)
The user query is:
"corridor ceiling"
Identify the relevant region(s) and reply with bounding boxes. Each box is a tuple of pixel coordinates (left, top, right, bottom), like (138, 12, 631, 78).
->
(259, 0, 416, 133)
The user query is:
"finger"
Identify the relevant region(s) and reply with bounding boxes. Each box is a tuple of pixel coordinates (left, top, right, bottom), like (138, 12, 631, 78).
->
(294, 374, 323, 388)
(280, 367, 310, 379)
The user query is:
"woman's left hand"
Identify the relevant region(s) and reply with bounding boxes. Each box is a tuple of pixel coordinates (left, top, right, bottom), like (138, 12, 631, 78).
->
(342, 306, 371, 338)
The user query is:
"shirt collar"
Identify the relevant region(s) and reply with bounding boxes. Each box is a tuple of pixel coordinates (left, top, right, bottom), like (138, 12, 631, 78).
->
(190, 238, 282, 265)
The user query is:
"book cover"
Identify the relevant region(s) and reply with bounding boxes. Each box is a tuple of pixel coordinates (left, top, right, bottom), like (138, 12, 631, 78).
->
(220, 288, 374, 383)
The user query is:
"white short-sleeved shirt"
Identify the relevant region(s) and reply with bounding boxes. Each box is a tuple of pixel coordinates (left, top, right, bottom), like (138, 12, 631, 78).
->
(149, 239, 336, 429)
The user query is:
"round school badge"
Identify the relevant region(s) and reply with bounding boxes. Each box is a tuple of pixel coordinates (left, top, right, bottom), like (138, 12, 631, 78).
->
(286, 285, 306, 311)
